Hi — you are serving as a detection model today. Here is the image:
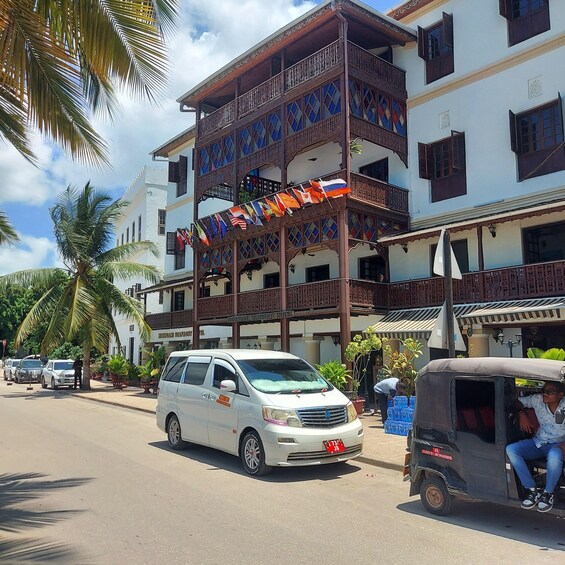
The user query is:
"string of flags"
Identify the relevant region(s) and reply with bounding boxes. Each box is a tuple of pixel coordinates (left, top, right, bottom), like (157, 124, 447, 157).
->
(176, 178, 351, 248)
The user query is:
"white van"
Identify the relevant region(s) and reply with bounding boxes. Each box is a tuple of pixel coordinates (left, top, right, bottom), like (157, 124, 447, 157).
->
(156, 349, 363, 476)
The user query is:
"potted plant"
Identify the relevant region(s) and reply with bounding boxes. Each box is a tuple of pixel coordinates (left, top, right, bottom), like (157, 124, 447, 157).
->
(345, 327, 383, 414)
(138, 360, 160, 394)
(382, 337, 423, 405)
(316, 360, 350, 391)
(107, 354, 129, 389)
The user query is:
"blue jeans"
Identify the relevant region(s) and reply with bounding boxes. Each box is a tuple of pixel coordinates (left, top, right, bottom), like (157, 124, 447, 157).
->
(506, 439, 564, 493)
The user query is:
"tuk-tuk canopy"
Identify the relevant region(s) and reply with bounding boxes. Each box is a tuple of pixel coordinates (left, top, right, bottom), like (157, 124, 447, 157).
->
(414, 357, 565, 432)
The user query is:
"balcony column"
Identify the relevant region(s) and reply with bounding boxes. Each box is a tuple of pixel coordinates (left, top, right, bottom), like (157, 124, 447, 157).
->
(232, 238, 241, 348)
(468, 329, 491, 357)
(280, 226, 290, 351)
(338, 209, 351, 361)
(164, 341, 177, 358)
(304, 335, 323, 366)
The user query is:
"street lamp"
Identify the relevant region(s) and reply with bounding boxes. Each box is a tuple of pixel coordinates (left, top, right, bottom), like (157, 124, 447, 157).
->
(493, 331, 522, 357)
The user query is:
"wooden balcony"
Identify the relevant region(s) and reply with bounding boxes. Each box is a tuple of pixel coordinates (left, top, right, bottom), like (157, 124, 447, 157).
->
(146, 310, 193, 330)
(388, 260, 565, 309)
(350, 172, 408, 214)
(197, 40, 406, 139)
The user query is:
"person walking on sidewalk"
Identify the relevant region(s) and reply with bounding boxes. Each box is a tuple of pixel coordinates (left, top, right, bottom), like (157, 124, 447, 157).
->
(506, 382, 565, 513)
(73, 357, 83, 390)
(374, 377, 405, 424)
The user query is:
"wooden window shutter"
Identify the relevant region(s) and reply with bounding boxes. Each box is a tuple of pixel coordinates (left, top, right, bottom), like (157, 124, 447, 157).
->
(498, 0, 509, 19)
(417, 26, 427, 59)
(418, 142, 432, 179)
(179, 155, 188, 181)
(509, 110, 519, 153)
(558, 92, 564, 133)
(191, 148, 195, 171)
(442, 13, 453, 48)
(166, 232, 177, 255)
(451, 131, 466, 171)
(168, 161, 179, 183)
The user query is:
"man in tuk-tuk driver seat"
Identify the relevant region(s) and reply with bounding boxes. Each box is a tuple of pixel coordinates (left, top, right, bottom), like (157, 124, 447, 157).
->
(506, 382, 565, 513)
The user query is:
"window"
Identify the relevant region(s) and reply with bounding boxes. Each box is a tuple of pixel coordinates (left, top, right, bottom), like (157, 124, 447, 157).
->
(162, 357, 187, 383)
(132, 221, 135, 242)
(225, 281, 232, 295)
(499, 0, 550, 46)
(417, 13, 454, 84)
(169, 155, 188, 197)
(128, 337, 135, 364)
(510, 97, 564, 181)
(359, 158, 388, 183)
(200, 286, 211, 298)
(183, 358, 211, 386)
(523, 221, 565, 264)
(359, 256, 386, 282)
(430, 239, 469, 275)
(455, 379, 496, 443)
(212, 360, 236, 389)
(173, 291, 185, 312)
(264, 273, 280, 288)
(174, 242, 185, 270)
(418, 131, 466, 202)
(159, 290, 164, 305)
(138, 214, 142, 240)
(306, 264, 330, 282)
(158, 210, 166, 235)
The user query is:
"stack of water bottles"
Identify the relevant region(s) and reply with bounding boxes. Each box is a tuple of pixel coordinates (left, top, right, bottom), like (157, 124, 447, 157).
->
(384, 394, 416, 436)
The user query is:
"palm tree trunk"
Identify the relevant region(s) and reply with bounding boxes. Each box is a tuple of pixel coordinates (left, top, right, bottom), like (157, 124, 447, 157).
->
(82, 348, 91, 390)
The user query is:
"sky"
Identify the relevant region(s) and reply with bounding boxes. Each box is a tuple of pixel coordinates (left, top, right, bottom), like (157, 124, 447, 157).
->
(0, 0, 395, 275)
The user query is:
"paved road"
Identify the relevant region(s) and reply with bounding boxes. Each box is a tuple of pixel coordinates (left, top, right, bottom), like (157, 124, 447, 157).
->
(1, 385, 565, 564)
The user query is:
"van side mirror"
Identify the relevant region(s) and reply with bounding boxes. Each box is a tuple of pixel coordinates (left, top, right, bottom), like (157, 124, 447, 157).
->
(220, 379, 237, 392)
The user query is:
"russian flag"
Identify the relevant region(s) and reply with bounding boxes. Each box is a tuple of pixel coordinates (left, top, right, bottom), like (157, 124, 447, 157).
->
(312, 178, 351, 198)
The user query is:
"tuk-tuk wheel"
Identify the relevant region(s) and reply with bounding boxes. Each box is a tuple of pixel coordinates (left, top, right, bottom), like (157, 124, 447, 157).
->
(420, 476, 454, 516)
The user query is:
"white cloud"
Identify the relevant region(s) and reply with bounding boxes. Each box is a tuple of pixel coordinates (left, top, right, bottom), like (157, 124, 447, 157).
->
(0, 235, 62, 276)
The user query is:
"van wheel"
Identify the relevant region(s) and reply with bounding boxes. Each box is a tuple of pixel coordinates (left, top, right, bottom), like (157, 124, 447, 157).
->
(41, 377, 47, 389)
(51, 378, 58, 390)
(167, 415, 188, 450)
(241, 431, 272, 476)
(420, 476, 454, 516)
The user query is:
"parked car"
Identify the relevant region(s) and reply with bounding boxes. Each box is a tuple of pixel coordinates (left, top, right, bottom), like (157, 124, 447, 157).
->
(8, 359, 22, 381)
(3, 358, 12, 380)
(156, 349, 364, 476)
(41, 359, 75, 389)
(15, 358, 44, 383)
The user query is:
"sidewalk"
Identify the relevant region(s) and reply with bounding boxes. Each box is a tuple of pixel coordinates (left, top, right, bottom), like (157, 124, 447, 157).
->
(79, 380, 408, 472)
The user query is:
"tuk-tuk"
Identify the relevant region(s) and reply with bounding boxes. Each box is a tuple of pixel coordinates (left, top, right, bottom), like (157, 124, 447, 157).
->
(406, 357, 565, 516)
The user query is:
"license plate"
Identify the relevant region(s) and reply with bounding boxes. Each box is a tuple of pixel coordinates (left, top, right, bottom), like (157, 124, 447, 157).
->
(324, 439, 345, 454)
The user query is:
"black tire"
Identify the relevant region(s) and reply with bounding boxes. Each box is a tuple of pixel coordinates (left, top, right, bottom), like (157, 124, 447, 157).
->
(15, 374, 19, 383)
(41, 376, 47, 389)
(167, 415, 188, 450)
(420, 476, 454, 516)
(240, 431, 272, 476)
(51, 378, 58, 390)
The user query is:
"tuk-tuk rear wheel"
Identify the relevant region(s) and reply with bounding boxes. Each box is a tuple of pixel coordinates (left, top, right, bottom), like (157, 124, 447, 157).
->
(420, 476, 454, 516)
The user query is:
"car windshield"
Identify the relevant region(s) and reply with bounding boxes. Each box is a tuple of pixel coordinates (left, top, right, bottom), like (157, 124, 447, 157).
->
(21, 360, 42, 369)
(54, 361, 74, 370)
(237, 358, 332, 394)
(13, 360, 21, 367)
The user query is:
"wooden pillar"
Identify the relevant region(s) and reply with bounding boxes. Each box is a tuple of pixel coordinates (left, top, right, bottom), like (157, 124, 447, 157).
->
(280, 225, 290, 351)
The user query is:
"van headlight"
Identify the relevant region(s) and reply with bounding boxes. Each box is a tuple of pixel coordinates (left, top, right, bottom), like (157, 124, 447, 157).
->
(262, 406, 302, 427)
(346, 402, 358, 423)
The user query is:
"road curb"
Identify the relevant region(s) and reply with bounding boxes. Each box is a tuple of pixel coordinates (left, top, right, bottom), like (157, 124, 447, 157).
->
(77, 394, 156, 415)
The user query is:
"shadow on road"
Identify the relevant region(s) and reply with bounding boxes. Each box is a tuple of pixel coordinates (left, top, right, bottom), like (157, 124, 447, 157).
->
(397, 499, 565, 551)
(149, 441, 361, 482)
(0, 472, 93, 562)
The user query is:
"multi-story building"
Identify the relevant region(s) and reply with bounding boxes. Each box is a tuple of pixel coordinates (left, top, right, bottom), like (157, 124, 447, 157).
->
(110, 165, 167, 364)
(147, 0, 564, 376)
(376, 0, 565, 362)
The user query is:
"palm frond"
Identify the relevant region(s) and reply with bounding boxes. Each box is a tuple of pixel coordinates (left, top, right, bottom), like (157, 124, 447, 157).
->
(0, 267, 63, 288)
(0, 209, 19, 244)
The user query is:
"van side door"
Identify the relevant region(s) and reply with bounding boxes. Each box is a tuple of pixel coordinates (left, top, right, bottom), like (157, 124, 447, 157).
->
(176, 356, 212, 445)
(207, 359, 245, 454)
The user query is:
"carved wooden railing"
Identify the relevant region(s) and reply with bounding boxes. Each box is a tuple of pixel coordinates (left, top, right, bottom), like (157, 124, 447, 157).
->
(238, 75, 283, 118)
(388, 260, 565, 309)
(350, 172, 409, 214)
(348, 42, 406, 96)
(239, 288, 281, 314)
(287, 280, 340, 310)
(285, 40, 341, 91)
(146, 310, 193, 330)
(198, 295, 234, 320)
(198, 100, 236, 137)
(349, 279, 388, 309)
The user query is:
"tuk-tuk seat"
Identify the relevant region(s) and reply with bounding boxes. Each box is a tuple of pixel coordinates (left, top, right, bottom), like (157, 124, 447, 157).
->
(457, 405, 495, 441)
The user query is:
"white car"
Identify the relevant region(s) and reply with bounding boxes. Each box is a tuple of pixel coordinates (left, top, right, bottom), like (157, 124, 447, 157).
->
(156, 349, 364, 476)
(3, 358, 12, 380)
(8, 359, 22, 381)
(41, 359, 75, 389)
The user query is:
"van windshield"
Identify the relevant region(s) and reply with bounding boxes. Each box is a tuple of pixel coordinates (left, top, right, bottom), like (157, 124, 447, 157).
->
(237, 358, 331, 394)
(54, 361, 74, 371)
(21, 360, 42, 369)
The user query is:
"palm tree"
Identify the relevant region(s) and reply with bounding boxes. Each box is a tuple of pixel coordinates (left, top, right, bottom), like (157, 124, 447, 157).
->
(0, 0, 178, 166)
(0, 183, 161, 389)
(0, 210, 18, 245)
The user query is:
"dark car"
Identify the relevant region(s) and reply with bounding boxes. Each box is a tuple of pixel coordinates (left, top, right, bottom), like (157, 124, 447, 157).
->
(15, 358, 44, 384)
(406, 357, 565, 517)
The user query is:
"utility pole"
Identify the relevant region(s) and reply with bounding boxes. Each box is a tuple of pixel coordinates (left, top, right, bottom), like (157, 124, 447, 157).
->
(444, 229, 455, 358)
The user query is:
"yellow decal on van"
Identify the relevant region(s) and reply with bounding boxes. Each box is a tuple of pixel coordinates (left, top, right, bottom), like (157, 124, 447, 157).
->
(217, 394, 231, 408)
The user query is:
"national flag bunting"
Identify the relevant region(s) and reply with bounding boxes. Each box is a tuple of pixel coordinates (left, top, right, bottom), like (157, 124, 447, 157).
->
(195, 221, 210, 246)
(310, 178, 351, 198)
(229, 214, 247, 230)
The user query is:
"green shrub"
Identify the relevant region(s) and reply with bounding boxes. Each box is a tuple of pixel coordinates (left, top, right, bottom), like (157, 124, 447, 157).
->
(316, 360, 350, 390)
